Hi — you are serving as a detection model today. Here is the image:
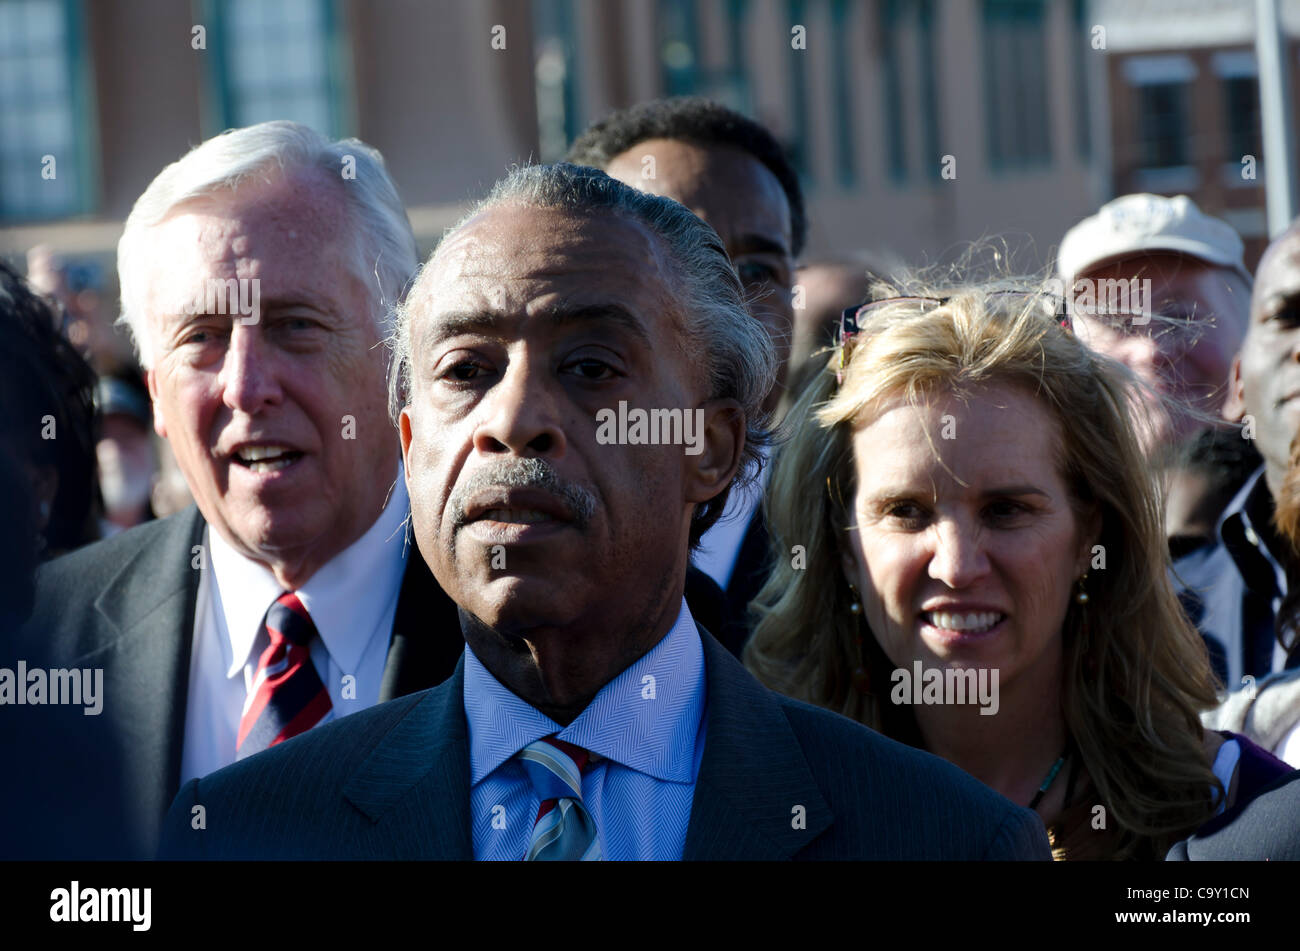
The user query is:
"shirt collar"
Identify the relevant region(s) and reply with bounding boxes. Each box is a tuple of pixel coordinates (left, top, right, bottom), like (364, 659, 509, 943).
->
(1217, 466, 1287, 596)
(210, 462, 411, 678)
(464, 597, 707, 785)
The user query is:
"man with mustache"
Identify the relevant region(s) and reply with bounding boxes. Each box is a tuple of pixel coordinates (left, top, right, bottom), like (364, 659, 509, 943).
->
(1176, 221, 1300, 685)
(162, 164, 1049, 860)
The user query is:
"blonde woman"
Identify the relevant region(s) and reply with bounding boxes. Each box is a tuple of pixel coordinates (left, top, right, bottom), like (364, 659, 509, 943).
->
(745, 279, 1292, 859)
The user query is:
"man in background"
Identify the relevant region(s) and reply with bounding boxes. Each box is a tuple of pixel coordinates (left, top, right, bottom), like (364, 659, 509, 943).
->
(567, 97, 804, 651)
(1057, 194, 1251, 459)
(1175, 219, 1300, 685)
(95, 374, 157, 537)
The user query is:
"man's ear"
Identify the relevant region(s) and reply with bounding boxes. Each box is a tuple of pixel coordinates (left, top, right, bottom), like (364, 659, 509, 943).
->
(398, 406, 415, 488)
(1222, 353, 1246, 423)
(145, 368, 166, 439)
(683, 398, 745, 508)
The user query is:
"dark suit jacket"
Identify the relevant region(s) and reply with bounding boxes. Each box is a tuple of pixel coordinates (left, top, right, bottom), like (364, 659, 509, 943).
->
(0, 505, 464, 860)
(718, 507, 772, 656)
(1167, 769, 1300, 860)
(161, 626, 1051, 860)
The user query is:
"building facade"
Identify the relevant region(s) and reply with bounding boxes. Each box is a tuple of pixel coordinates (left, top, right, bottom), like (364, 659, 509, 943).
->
(0, 0, 1279, 302)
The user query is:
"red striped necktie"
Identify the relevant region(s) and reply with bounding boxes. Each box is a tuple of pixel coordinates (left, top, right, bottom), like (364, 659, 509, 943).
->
(236, 591, 332, 760)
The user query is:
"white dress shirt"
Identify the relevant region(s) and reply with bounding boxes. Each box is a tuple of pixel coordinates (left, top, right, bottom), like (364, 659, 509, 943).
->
(179, 468, 411, 784)
(690, 444, 771, 590)
(1277, 721, 1300, 768)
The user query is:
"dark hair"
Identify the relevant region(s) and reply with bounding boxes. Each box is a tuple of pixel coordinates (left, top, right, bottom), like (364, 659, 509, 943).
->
(0, 260, 99, 555)
(1176, 425, 1262, 492)
(565, 96, 807, 257)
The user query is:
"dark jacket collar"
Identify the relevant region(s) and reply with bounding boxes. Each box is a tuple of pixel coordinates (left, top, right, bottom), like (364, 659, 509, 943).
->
(1218, 467, 1287, 598)
(341, 620, 832, 860)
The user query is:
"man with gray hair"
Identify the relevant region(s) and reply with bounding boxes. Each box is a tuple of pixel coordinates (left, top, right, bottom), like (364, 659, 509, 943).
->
(7, 121, 465, 860)
(162, 164, 1049, 861)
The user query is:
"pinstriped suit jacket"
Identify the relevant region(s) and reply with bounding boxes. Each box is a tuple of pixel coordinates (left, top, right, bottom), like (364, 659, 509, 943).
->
(161, 625, 1051, 860)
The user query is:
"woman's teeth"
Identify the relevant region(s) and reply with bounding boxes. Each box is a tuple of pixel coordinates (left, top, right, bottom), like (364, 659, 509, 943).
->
(924, 611, 1003, 633)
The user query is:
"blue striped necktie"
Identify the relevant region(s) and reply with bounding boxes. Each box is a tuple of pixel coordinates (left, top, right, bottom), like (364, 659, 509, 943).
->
(517, 736, 602, 861)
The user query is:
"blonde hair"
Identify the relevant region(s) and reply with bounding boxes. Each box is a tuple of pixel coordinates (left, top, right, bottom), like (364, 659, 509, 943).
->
(744, 274, 1222, 859)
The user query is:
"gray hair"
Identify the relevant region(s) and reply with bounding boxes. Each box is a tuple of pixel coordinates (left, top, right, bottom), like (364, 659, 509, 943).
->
(117, 120, 419, 369)
(390, 162, 776, 546)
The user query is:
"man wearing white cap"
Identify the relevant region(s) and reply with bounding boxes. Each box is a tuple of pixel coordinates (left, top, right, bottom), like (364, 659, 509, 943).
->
(1057, 193, 1252, 456)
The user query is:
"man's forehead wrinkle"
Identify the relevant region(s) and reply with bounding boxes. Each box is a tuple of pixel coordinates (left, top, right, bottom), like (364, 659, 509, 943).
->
(429, 204, 684, 308)
(166, 168, 349, 257)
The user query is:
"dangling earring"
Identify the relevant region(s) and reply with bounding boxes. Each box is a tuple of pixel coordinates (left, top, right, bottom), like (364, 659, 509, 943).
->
(848, 584, 871, 694)
(1074, 572, 1098, 675)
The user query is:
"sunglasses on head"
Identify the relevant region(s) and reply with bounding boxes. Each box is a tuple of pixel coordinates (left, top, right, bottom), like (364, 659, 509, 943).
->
(835, 292, 1072, 384)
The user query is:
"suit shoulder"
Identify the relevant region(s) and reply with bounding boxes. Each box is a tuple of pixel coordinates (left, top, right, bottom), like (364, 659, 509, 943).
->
(13, 512, 202, 660)
(196, 689, 431, 796)
(46, 511, 198, 579)
(773, 694, 1048, 858)
(167, 689, 444, 859)
(774, 694, 939, 777)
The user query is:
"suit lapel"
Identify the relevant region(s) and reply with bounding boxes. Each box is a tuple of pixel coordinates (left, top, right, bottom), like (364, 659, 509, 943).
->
(379, 533, 465, 702)
(83, 507, 207, 847)
(684, 629, 833, 860)
(347, 622, 833, 860)
(344, 657, 473, 859)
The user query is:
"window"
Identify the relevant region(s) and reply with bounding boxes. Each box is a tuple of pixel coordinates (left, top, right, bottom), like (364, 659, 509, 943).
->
(829, 0, 855, 186)
(1214, 51, 1261, 174)
(1123, 54, 1197, 190)
(659, 0, 701, 97)
(0, 0, 89, 221)
(982, 0, 1051, 170)
(534, 0, 581, 162)
(786, 0, 809, 178)
(657, 0, 750, 110)
(879, 0, 907, 182)
(917, 0, 940, 181)
(208, 0, 345, 137)
(1072, 0, 1091, 157)
(880, 0, 941, 184)
(1137, 83, 1189, 169)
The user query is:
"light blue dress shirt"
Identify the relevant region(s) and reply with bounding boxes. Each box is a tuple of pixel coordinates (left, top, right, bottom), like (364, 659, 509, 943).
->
(465, 598, 708, 860)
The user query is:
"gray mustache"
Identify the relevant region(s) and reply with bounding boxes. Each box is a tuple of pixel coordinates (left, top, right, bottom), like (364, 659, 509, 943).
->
(449, 457, 597, 530)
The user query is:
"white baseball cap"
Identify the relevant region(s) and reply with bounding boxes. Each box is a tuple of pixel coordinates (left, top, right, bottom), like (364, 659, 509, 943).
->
(1057, 193, 1250, 283)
